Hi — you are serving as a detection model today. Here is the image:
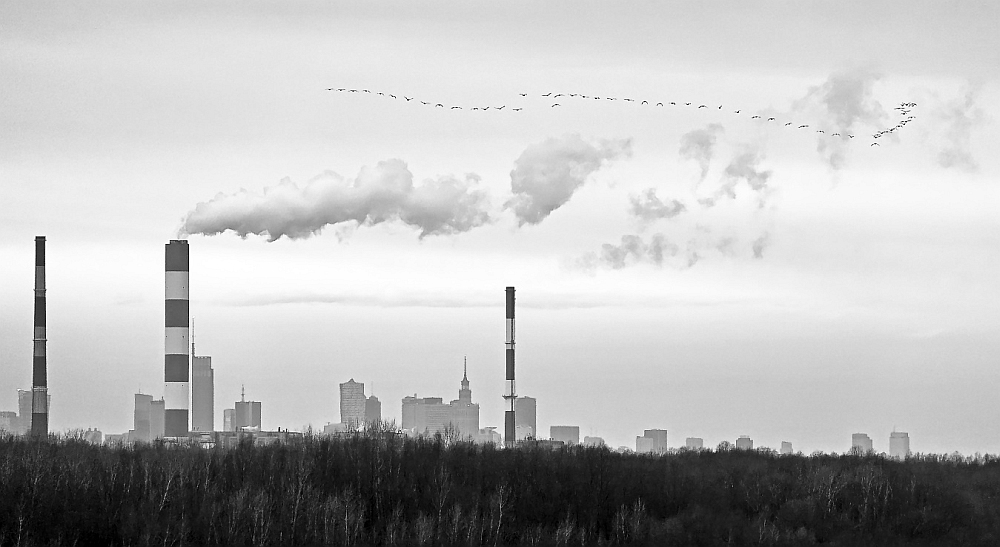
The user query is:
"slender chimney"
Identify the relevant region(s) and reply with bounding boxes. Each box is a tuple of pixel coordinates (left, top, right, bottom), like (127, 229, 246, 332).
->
(503, 286, 516, 447)
(164, 240, 190, 438)
(31, 236, 48, 438)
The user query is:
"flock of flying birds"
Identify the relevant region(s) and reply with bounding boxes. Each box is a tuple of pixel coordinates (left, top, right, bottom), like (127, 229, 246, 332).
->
(327, 88, 918, 148)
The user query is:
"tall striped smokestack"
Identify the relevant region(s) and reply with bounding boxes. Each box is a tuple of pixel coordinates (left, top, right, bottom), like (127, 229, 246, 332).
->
(503, 286, 516, 447)
(164, 240, 190, 438)
(31, 236, 48, 438)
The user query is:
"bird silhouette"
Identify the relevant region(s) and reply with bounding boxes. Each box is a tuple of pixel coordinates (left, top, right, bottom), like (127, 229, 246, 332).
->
(349, 89, 358, 92)
(832, 133, 840, 136)
(734, 110, 741, 113)
(471, 107, 480, 111)
(421, 101, 429, 105)
(785, 122, 792, 126)
(404, 97, 413, 101)
(435, 104, 443, 107)
(718, 105, 723, 109)
(816, 130, 824, 133)
(685, 102, 692, 106)
(483, 107, 490, 110)
(871, 142, 879, 147)
(363, 90, 370, 93)
(551, 104, 561, 107)
(594, 96, 601, 100)
(656, 102, 663, 106)
(569, 94, 578, 97)
(555, 94, 564, 98)
(752, 115, 760, 119)
(520, 93, 527, 97)
(670, 102, 677, 105)
(624, 98, 634, 102)
(377, 92, 384, 96)
(390, 94, 396, 99)
(542, 93, 552, 97)
(512, 108, 522, 111)
(581, 95, 590, 99)
(451, 106, 461, 109)
(767, 117, 775, 121)
(642, 100, 648, 105)
(698, 105, 707, 108)
(496, 106, 505, 110)
(336, 88, 345, 91)
(848, 135, 855, 138)
(798, 125, 808, 128)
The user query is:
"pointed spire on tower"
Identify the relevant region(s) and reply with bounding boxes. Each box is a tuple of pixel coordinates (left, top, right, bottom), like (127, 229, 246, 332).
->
(463, 355, 468, 382)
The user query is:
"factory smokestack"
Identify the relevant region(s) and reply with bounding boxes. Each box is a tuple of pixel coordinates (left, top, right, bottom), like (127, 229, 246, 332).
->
(504, 286, 516, 447)
(164, 240, 190, 438)
(31, 236, 48, 439)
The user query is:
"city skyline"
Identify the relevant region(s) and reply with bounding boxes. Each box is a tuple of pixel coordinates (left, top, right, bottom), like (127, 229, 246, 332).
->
(1, 1, 998, 454)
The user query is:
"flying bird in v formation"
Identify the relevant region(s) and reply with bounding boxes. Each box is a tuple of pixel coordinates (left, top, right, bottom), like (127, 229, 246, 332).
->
(327, 88, 918, 148)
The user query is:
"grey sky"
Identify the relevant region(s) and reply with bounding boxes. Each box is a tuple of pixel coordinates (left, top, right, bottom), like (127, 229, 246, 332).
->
(1, 1, 998, 454)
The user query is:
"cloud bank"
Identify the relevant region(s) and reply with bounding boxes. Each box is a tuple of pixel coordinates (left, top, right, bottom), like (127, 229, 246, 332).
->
(679, 124, 724, 181)
(936, 85, 984, 172)
(796, 69, 886, 169)
(629, 188, 687, 222)
(179, 159, 492, 241)
(505, 134, 632, 225)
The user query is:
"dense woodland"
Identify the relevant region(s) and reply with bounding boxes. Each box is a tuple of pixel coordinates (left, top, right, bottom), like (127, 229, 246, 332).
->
(1, 430, 999, 546)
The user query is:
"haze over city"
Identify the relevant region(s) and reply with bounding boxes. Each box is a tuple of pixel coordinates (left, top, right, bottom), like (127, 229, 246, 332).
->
(2, 1, 998, 455)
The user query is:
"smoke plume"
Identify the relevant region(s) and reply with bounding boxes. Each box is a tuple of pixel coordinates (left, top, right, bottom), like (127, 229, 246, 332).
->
(180, 159, 492, 241)
(936, 86, 984, 172)
(505, 134, 632, 226)
(679, 124, 724, 181)
(629, 188, 687, 222)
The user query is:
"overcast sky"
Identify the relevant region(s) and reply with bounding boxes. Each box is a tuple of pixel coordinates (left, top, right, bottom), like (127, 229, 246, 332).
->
(1, 1, 998, 454)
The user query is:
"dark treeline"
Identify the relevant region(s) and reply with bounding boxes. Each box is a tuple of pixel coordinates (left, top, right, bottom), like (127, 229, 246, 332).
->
(1, 431, 999, 546)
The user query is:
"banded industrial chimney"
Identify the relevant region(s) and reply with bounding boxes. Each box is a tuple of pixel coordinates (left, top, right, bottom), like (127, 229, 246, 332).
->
(31, 236, 48, 438)
(164, 240, 190, 438)
(503, 286, 516, 447)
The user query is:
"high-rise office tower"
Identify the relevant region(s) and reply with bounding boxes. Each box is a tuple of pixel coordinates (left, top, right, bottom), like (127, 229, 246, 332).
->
(365, 395, 381, 425)
(889, 431, 910, 459)
(780, 441, 793, 455)
(736, 435, 754, 450)
(31, 236, 49, 438)
(448, 359, 480, 439)
(340, 379, 365, 429)
(550, 425, 579, 446)
(191, 352, 214, 432)
(504, 287, 516, 447)
(851, 433, 873, 454)
(164, 240, 190, 437)
(234, 388, 261, 430)
(514, 396, 536, 440)
(150, 399, 166, 439)
(685, 437, 704, 450)
(637, 429, 668, 454)
(133, 393, 153, 442)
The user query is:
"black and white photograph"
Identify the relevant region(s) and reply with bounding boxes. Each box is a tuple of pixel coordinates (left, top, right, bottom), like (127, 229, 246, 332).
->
(1, 1, 998, 545)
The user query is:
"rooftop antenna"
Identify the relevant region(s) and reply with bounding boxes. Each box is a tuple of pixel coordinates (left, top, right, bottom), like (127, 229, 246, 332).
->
(241, 384, 245, 402)
(191, 317, 196, 357)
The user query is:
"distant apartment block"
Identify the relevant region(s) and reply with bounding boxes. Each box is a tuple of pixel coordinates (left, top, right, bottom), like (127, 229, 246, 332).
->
(736, 435, 753, 450)
(234, 396, 261, 430)
(515, 396, 537, 440)
(636, 429, 668, 454)
(0, 411, 17, 433)
(851, 433, 873, 454)
(340, 379, 366, 429)
(780, 441, 793, 455)
(365, 395, 381, 425)
(550, 425, 580, 446)
(685, 437, 704, 450)
(583, 436, 605, 447)
(132, 393, 164, 442)
(83, 428, 103, 444)
(889, 431, 910, 459)
(223, 409, 234, 432)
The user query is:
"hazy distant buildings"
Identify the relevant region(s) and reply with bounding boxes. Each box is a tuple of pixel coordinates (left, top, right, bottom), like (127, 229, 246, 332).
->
(191, 354, 214, 432)
(233, 390, 261, 430)
(399, 366, 480, 440)
(736, 435, 754, 450)
(685, 437, 704, 450)
(340, 379, 366, 429)
(780, 441, 793, 455)
(583, 436, 605, 447)
(550, 426, 580, 446)
(83, 428, 103, 444)
(852, 433, 873, 454)
(636, 429, 668, 454)
(889, 431, 910, 459)
(515, 396, 537, 440)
